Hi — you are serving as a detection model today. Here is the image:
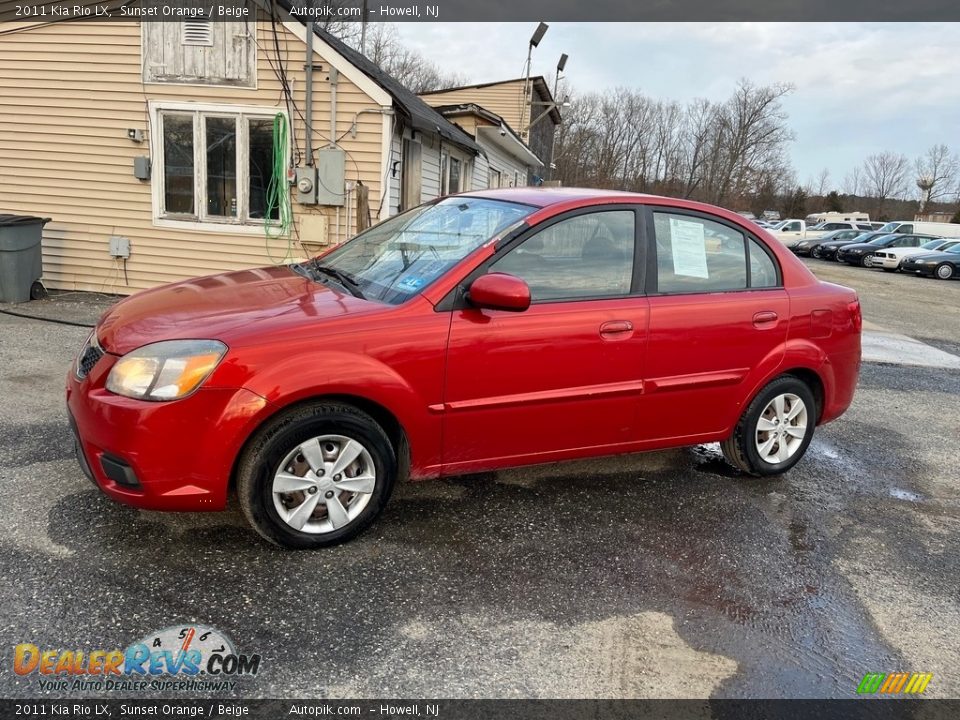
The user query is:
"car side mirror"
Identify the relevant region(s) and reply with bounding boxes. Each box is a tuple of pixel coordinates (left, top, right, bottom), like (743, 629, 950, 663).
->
(467, 273, 531, 312)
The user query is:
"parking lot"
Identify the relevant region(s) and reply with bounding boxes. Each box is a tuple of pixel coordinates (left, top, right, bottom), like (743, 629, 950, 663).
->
(0, 260, 958, 699)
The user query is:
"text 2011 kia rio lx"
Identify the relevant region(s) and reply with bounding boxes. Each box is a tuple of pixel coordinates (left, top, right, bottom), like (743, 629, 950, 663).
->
(67, 189, 861, 549)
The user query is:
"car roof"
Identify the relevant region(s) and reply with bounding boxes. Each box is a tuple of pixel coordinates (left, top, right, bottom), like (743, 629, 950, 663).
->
(460, 187, 651, 208)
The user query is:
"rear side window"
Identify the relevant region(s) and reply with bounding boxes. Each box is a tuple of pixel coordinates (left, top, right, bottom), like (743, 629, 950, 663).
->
(653, 211, 779, 294)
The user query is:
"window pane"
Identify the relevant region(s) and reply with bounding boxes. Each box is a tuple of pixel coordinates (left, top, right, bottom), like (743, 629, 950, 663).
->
(449, 157, 461, 193)
(491, 210, 635, 302)
(162, 114, 195, 215)
(206, 116, 237, 217)
(654, 212, 747, 293)
(749, 239, 778, 288)
(439, 152, 449, 195)
(248, 118, 279, 220)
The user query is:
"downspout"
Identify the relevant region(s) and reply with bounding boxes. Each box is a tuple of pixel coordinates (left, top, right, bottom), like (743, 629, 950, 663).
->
(305, 22, 314, 166)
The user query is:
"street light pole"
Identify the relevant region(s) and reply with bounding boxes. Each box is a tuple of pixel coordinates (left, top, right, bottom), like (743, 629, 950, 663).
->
(520, 22, 548, 142)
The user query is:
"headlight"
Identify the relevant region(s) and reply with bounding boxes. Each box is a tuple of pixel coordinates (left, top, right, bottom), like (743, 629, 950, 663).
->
(106, 340, 227, 401)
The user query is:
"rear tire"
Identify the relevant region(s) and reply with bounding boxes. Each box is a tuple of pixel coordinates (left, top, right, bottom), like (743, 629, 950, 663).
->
(721, 376, 817, 476)
(237, 402, 397, 549)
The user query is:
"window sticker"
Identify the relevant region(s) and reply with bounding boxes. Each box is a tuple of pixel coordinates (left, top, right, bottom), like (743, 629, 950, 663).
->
(669, 217, 709, 278)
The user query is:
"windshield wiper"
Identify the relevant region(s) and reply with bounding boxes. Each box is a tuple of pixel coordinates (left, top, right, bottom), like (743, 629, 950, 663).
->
(311, 264, 366, 299)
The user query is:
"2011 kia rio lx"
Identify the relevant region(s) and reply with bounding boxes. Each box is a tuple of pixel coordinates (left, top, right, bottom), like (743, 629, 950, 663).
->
(67, 189, 861, 549)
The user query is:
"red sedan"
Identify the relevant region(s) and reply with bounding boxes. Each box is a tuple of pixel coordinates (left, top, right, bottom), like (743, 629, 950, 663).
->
(67, 189, 861, 548)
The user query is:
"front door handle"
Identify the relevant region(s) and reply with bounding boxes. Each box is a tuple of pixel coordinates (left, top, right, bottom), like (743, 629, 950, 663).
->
(600, 320, 634, 339)
(753, 311, 779, 328)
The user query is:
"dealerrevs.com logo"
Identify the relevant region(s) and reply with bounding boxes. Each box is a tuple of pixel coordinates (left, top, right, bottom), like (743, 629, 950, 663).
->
(13, 625, 261, 693)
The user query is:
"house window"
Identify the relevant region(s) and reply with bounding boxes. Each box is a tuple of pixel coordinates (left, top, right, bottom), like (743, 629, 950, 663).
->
(488, 168, 501, 188)
(156, 107, 285, 227)
(440, 152, 465, 195)
(143, 19, 256, 87)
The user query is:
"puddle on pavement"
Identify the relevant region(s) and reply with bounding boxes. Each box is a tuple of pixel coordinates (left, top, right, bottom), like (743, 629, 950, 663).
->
(888, 487, 925, 503)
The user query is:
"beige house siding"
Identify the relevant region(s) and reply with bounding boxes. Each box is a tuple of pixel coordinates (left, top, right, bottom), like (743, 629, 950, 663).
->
(421, 80, 528, 131)
(0, 16, 390, 295)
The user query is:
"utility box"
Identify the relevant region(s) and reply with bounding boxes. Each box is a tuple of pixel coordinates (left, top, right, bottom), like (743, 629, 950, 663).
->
(296, 166, 318, 205)
(109, 236, 131, 258)
(316, 148, 346, 206)
(0, 214, 49, 303)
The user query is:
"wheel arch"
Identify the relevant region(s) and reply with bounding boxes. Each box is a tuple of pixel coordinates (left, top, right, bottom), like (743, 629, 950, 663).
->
(780, 366, 825, 422)
(229, 393, 413, 491)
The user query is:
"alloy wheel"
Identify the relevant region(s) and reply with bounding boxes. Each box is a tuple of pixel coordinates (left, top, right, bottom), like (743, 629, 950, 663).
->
(272, 434, 377, 534)
(862, 254, 874, 268)
(936, 264, 954, 280)
(754, 393, 808, 464)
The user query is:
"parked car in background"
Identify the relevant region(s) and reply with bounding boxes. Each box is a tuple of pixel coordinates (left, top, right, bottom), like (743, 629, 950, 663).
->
(812, 231, 892, 261)
(874, 220, 960, 238)
(900, 244, 960, 280)
(792, 229, 866, 256)
(67, 188, 862, 548)
(868, 222, 886, 231)
(772, 219, 875, 248)
(874, 239, 960, 271)
(836, 234, 939, 267)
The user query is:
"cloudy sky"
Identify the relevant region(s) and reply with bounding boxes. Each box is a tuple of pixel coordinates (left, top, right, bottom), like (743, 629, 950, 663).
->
(397, 22, 960, 191)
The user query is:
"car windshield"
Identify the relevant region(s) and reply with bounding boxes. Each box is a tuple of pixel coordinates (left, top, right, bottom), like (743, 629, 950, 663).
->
(302, 197, 535, 305)
(868, 234, 898, 245)
(876, 222, 901, 234)
(920, 240, 944, 249)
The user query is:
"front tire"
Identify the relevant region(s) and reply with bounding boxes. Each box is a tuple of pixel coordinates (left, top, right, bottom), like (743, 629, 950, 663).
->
(237, 402, 397, 549)
(861, 254, 874, 268)
(721, 376, 816, 476)
(935, 263, 955, 280)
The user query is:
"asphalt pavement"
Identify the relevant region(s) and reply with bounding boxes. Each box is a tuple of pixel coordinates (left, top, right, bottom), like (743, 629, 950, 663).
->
(0, 264, 958, 699)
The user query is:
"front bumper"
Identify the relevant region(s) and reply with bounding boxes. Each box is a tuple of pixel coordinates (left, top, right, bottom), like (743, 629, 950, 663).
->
(900, 262, 934, 276)
(837, 250, 865, 264)
(66, 354, 269, 511)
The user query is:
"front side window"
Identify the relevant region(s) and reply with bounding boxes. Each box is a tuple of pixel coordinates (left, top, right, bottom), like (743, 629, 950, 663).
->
(653, 212, 779, 293)
(158, 109, 282, 225)
(311, 197, 535, 305)
(491, 210, 636, 302)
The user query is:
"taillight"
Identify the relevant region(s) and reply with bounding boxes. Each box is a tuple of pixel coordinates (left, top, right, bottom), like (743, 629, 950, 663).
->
(848, 299, 862, 332)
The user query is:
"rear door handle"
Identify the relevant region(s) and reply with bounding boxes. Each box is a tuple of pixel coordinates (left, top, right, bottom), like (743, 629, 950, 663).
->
(753, 311, 779, 328)
(600, 320, 634, 339)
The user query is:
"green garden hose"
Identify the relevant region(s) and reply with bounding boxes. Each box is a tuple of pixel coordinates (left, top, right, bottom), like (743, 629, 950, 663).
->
(265, 113, 293, 262)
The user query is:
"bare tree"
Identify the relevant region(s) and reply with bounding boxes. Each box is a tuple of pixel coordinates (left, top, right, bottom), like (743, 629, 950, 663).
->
(915, 144, 959, 203)
(814, 168, 830, 197)
(842, 167, 863, 197)
(862, 151, 910, 219)
(335, 22, 467, 93)
(554, 80, 795, 209)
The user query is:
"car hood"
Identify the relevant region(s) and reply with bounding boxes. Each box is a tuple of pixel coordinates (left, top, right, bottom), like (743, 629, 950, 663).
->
(97, 266, 382, 355)
(902, 251, 959, 263)
(837, 243, 879, 252)
(819, 240, 855, 249)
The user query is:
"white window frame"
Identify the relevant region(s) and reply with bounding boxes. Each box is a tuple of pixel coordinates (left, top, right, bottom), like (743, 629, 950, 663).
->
(440, 149, 469, 195)
(149, 101, 289, 234)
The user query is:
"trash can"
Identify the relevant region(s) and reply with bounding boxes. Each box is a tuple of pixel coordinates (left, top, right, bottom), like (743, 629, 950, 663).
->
(0, 214, 49, 303)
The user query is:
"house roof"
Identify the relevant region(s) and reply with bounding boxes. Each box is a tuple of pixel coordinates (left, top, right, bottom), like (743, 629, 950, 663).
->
(420, 76, 562, 124)
(275, 4, 480, 155)
(430, 103, 542, 168)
